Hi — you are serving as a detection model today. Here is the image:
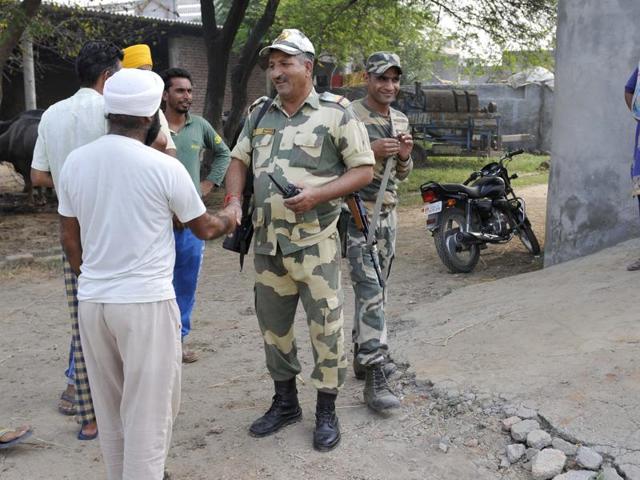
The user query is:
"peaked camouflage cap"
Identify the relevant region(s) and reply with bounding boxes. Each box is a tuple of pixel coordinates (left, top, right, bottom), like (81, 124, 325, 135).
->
(366, 51, 403, 75)
(259, 29, 315, 57)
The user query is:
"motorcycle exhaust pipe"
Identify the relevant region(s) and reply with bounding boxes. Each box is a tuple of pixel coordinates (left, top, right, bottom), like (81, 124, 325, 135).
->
(455, 231, 502, 244)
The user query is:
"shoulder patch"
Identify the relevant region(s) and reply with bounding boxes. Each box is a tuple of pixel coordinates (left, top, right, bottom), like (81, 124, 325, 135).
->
(248, 96, 271, 113)
(319, 91, 351, 108)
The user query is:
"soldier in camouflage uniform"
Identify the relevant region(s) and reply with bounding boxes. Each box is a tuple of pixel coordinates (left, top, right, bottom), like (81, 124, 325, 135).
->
(225, 29, 374, 451)
(347, 52, 413, 412)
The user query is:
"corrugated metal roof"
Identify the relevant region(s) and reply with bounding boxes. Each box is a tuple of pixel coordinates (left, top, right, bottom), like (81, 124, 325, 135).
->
(44, 1, 204, 28)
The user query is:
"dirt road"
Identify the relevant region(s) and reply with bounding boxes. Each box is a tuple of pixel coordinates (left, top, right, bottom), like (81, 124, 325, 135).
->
(0, 181, 547, 480)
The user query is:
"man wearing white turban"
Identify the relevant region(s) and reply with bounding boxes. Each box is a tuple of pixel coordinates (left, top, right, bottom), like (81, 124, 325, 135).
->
(57, 68, 238, 480)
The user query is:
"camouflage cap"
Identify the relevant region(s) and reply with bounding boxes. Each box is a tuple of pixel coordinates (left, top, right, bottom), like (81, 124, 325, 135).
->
(259, 29, 315, 57)
(366, 51, 402, 75)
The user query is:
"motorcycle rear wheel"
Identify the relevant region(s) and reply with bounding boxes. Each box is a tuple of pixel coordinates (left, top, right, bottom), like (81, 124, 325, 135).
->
(434, 207, 480, 273)
(517, 219, 541, 255)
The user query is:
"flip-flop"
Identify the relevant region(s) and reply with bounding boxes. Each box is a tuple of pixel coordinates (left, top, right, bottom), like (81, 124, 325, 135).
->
(0, 426, 33, 449)
(58, 391, 77, 416)
(77, 429, 98, 441)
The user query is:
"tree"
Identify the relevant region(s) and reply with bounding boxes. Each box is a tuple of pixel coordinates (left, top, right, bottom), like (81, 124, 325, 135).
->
(199, 0, 280, 139)
(0, 0, 42, 105)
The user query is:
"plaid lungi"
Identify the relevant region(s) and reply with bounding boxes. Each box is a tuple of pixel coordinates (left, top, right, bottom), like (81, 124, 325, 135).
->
(63, 255, 95, 425)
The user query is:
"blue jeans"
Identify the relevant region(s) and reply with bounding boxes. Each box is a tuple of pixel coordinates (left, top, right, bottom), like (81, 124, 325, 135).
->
(65, 341, 75, 385)
(173, 228, 205, 339)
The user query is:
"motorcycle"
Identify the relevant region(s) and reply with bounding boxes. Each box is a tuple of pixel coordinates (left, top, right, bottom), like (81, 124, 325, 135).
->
(420, 149, 541, 273)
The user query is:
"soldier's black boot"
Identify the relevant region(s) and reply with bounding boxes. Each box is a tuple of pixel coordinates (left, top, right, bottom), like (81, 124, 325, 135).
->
(353, 344, 398, 380)
(313, 391, 341, 451)
(249, 378, 302, 437)
(364, 364, 401, 412)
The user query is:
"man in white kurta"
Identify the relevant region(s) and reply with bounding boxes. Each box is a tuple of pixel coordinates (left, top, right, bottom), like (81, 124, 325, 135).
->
(57, 68, 237, 480)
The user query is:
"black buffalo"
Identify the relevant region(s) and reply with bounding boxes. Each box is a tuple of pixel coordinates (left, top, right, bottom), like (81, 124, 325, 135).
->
(0, 109, 45, 203)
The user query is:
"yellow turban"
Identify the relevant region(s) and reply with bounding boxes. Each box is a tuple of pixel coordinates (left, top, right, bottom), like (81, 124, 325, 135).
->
(122, 44, 153, 69)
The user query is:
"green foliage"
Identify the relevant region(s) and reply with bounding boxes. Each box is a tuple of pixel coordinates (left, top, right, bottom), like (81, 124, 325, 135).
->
(398, 153, 549, 205)
(1, 1, 172, 73)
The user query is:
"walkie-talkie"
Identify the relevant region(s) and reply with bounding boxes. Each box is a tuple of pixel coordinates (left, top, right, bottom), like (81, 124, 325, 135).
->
(268, 174, 301, 199)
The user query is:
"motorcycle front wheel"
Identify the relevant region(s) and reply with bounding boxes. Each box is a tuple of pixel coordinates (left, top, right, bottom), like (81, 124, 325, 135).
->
(434, 207, 480, 273)
(516, 219, 541, 255)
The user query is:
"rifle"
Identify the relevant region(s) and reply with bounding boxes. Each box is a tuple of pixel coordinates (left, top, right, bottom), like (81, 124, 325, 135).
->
(222, 98, 273, 270)
(345, 193, 385, 288)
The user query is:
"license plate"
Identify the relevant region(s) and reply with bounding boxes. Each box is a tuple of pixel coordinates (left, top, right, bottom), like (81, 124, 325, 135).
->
(425, 201, 442, 215)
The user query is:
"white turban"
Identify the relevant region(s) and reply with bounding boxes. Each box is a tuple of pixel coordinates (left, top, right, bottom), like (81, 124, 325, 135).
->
(104, 69, 164, 117)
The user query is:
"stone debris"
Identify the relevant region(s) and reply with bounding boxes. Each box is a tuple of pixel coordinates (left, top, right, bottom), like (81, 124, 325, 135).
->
(575, 446, 603, 470)
(438, 436, 450, 453)
(506, 443, 526, 463)
(552, 470, 597, 480)
(502, 416, 522, 431)
(526, 448, 541, 460)
(532, 449, 567, 480)
(500, 457, 511, 468)
(552, 437, 578, 456)
(528, 429, 552, 449)
(512, 419, 541, 442)
(517, 406, 539, 419)
(601, 466, 624, 480)
(463, 438, 479, 448)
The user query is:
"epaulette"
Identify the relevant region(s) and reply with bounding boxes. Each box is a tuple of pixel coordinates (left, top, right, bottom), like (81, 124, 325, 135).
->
(319, 91, 351, 109)
(248, 96, 271, 113)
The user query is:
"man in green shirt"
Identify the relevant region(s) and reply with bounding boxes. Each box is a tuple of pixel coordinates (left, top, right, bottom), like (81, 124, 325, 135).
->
(161, 67, 231, 363)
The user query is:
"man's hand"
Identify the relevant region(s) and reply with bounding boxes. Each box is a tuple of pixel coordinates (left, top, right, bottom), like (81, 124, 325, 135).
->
(201, 180, 215, 197)
(217, 205, 241, 234)
(397, 132, 413, 161)
(172, 214, 185, 230)
(283, 184, 321, 214)
(370, 138, 400, 160)
(225, 198, 243, 226)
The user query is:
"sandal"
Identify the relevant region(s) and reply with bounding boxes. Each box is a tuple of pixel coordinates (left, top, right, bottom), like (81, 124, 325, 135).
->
(58, 390, 77, 416)
(0, 425, 32, 449)
(182, 349, 199, 364)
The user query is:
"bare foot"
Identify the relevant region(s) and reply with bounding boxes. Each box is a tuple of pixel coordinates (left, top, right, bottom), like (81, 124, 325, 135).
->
(0, 425, 32, 449)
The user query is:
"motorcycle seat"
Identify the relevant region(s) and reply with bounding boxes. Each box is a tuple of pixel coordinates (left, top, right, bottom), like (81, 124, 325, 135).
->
(440, 183, 484, 198)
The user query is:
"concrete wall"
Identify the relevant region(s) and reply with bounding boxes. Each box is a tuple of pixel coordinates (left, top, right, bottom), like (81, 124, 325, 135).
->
(544, 0, 640, 266)
(475, 83, 553, 153)
(417, 83, 553, 152)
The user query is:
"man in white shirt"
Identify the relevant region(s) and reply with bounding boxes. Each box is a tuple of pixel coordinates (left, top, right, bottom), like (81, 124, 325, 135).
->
(58, 68, 237, 480)
(31, 41, 124, 440)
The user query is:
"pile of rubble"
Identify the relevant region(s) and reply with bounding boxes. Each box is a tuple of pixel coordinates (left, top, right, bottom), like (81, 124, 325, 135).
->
(501, 407, 623, 480)
(419, 379, 627, 479)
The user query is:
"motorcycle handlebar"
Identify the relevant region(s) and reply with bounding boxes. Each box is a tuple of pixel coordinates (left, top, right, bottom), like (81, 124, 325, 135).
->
(508, 149, 524, 157)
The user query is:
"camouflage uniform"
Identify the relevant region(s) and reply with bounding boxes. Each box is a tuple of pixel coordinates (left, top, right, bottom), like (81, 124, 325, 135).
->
(347, 91, 413, 368)
(231, 89, 374, 393)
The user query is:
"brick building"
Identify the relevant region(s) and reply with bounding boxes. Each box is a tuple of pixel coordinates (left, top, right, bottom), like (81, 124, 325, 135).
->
(1, 5, 267, 125)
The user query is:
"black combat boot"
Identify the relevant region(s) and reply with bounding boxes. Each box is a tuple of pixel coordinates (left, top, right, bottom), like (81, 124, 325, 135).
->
(364, 364, 401, 412)
(249, 378, 302, 437)
(313, 391, 340, 451)
(353, 344, 397, 380)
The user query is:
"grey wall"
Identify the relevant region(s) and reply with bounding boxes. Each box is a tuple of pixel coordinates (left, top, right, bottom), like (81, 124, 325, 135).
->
(545, 0, 640, 266)
(417, 83, 553, 152)
(475, 83, 553, 152)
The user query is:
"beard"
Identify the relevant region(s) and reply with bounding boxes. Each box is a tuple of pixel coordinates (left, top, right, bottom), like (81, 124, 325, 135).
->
(144, 111, 162, 146)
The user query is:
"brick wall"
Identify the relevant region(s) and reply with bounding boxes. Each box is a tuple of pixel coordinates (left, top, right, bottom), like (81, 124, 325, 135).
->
(168, 35, 267, 118)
